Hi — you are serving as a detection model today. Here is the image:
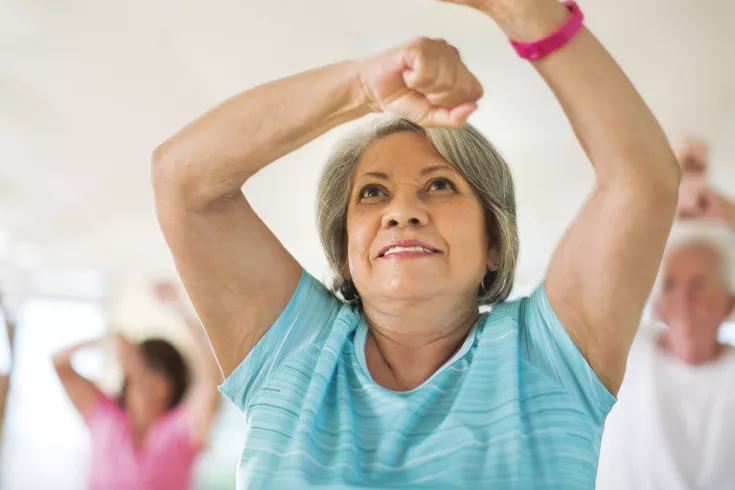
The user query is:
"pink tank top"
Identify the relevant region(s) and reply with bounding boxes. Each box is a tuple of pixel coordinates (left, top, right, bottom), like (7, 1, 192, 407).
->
(85, 394, 200, 490)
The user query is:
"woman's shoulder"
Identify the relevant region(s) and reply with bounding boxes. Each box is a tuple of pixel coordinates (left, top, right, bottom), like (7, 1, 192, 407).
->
(286, 269, 342, 314)
(481, 288, 532, 328)
(219, 269, 360, 412)
(484, 283, 617, 421)
(85, 392, 127, 432)
(485, 283, 559, 328)
(471, 295, 527, 350)
(289, 270, 362, 336)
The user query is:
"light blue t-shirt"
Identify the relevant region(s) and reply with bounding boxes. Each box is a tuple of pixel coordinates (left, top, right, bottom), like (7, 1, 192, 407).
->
(220, 270, 615, 489)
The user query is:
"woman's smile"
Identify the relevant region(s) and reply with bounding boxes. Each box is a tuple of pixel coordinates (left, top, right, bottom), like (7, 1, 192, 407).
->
(377, 239, 441, 259)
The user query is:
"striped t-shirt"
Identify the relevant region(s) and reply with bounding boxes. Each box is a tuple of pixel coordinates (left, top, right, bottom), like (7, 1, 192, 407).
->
(220, 270, 615, 489)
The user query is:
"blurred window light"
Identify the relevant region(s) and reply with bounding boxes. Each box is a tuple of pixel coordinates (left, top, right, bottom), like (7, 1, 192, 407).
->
(28, 267, 107, 302)
(0, 299, 106, 490)
(0, 310, 10, 375)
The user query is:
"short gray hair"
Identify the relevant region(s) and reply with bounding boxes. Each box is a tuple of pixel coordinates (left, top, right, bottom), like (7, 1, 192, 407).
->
(316, 117, 518, 307)
(658, 221, 735, 295)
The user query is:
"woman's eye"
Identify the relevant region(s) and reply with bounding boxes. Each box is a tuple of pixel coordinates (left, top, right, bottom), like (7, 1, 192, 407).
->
(429, 178, 456, 191)
(360, 186, 386, 199)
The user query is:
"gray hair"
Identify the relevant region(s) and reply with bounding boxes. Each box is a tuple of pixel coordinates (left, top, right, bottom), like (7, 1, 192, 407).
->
(316, 117, 518, 307)
(657, 221, 735, 295)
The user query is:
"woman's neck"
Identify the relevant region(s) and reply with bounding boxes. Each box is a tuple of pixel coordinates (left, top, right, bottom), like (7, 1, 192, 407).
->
(131, 418, 153, 450)
(362, 297, 480, 391)
(129, 409, 167, 450)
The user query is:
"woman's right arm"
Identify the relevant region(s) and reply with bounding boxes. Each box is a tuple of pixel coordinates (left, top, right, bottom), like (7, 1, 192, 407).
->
(52, 338, 105, 417)
(152, 41, 483, 377)
(152, 62, 369, 378)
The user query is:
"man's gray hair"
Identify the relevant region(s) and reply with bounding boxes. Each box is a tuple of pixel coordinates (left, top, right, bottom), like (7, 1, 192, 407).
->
(658, 221, 735, 294)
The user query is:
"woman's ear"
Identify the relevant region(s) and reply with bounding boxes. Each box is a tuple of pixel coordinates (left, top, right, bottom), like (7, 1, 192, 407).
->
(486, 248, 500, 272)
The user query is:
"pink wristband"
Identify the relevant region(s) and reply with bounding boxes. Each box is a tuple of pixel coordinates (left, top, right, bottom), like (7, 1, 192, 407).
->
(510, 1, 584, 61)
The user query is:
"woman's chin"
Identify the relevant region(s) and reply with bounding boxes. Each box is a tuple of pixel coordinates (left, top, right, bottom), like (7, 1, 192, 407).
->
(371, 277, 445, 302)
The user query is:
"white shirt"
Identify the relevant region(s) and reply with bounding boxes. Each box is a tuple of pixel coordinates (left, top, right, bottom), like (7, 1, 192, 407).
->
(597, 328, 735, 490)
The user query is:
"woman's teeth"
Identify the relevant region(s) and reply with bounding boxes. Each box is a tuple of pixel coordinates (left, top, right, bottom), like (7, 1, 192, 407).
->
(383, 246, 434, 257)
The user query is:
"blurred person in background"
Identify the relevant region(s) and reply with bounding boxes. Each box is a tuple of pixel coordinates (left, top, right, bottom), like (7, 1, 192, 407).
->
(153, 0, 680, 488)
(0, 294, 18, 453)
(597, 140, 735, 490)
(52, 283, 221, 490)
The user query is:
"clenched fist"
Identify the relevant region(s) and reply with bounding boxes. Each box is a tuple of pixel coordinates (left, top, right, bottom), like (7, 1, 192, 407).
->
(358, 37, 484, 128)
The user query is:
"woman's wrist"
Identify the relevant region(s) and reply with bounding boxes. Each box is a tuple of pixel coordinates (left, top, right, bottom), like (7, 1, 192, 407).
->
(478, 0, 571, 44)
(352, 58, 390, 118)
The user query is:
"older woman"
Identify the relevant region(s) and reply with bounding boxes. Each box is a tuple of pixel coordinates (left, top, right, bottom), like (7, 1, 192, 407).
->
(152, 0, 680, 487)
(52, 296, 220, 490)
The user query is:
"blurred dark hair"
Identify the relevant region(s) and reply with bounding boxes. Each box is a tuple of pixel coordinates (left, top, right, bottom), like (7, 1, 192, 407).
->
(119, 338, 190, 412)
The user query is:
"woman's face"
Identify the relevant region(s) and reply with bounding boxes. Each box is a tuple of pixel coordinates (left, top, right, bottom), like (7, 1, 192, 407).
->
(125, 367, 173, 424)
(346, 132, 498, 306)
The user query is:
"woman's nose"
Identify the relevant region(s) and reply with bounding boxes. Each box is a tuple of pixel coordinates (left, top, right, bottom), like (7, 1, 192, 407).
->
(380, 189, 428, 229)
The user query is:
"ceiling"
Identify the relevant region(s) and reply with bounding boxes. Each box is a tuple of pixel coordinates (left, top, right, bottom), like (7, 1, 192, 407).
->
(1, 0, 735, 292)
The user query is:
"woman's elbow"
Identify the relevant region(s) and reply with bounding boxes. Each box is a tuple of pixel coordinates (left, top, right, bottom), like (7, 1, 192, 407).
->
(608, 151, 681, 206)
(151, 142, 241, 212)
(151, 141, 182, 200)
(151, 142, 204, 214)
(629, 145, 682, 197)
(660, 151, 683, 196)
(636, 158, 681, 219)
(651, 153, 682, 212)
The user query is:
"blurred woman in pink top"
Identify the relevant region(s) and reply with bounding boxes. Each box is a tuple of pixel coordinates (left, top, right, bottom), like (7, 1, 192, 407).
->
(52, 284, 221, 490)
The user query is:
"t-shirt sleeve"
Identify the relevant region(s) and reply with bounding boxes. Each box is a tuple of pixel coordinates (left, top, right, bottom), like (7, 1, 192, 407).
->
(219, 269, 342, 411)
(519, 283, 616, 425)
(84, 392, 125, 433)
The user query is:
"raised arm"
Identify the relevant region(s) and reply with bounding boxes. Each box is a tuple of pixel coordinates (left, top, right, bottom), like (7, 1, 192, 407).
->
(475, 0, 680, 393)
(110, 333, 147, 382)
(52, 338, 105, 418)
(154, 282, 221, 446)
(179, 313, 221, 447)
(152, 39, 483, 377)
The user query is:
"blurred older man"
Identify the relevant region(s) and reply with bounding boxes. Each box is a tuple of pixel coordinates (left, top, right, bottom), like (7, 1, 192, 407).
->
(597, 142, 735, 490)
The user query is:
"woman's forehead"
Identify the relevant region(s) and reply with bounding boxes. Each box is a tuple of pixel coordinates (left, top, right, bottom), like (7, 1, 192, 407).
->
(355, 133, 452, 180)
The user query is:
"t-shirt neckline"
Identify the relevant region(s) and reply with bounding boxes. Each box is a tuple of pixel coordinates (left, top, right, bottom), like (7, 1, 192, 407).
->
(353, 313, 483, 394)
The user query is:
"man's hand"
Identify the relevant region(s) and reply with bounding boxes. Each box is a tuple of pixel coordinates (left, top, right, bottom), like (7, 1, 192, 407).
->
(675, 136, 709, 175)
(153, 281, 181, 304)
(677, 179, 735, 225)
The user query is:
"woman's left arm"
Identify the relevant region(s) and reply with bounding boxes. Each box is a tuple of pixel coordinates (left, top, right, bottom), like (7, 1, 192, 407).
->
(476, 0, 680, 394)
